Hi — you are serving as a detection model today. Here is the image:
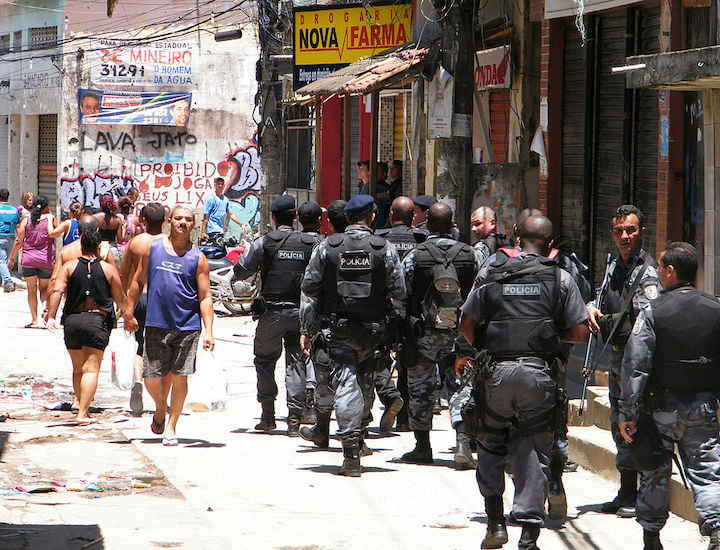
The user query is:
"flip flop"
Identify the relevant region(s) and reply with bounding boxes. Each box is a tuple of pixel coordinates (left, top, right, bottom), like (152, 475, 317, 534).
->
(150, 415, 165, 435)
(162, 436, 178, 447)
(24, 322, 38, 329)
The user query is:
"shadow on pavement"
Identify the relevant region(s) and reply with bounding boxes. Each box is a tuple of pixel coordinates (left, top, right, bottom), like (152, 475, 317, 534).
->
(0, 522, 104, 549)
(297, 464, 398, 475)
(0, 431, 8, 461)
(129, 437, 226, 448)
(386, 457, 458, 469)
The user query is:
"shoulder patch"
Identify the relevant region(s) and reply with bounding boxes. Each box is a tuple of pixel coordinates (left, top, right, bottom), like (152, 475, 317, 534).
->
(632, 314, 645, 335)
(643, 284, 659, 301)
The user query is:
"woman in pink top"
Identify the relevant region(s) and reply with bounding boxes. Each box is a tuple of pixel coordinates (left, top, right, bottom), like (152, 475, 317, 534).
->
(9, 196, 64, 327)
(116, 196, 140, 259)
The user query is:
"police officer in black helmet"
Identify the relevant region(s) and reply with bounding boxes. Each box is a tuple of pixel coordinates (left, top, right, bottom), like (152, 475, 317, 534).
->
(455, 215, 589, 550)
(300, 195, 406, 477)
(234, 195, 322, 436)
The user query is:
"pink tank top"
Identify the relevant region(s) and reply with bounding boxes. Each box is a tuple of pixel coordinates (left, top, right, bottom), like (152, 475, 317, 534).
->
(22, 217, 55, 269)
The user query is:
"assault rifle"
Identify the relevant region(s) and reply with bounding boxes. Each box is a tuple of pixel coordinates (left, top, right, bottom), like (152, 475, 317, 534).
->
(578, 253, 614, 416)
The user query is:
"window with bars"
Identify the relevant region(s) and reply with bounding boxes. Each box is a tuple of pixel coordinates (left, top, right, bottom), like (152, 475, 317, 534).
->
(0, 35, 9, 54)
(12, 31, 21, 52)
(28, 26, 57, 51)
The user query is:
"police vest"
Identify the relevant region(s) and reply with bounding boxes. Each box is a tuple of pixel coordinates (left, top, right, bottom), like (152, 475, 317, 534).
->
(481, 253, 562, 360)
(321, 232, 388, 322)
(261, 229, 319, 305)
(651, 287, 720, 392)
(376, 225, 420, 259)
(409, 238, 476, 319)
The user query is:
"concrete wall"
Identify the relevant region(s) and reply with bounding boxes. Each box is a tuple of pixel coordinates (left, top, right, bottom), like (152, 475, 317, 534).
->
(0, 0, 262, 233)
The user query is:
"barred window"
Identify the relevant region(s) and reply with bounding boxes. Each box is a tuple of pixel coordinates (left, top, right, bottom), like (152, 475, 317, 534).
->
(28, 26, 57, 51)
(0, 35, 9, 55)
(12, 31, 21, 52)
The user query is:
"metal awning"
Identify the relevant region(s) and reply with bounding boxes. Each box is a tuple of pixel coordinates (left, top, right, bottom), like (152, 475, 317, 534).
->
(622, 46, 720, 90)
(296, 43, 429, 97)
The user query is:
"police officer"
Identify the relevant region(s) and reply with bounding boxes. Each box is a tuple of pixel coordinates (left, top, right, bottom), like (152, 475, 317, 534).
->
(299, 195, 406, 477)
(587, 204, 661, 518)
(400, 202, 480, 468)
(471, 206, 511, 263)
(234, 195, 321, 436)
(376, 196, 426, 431)
(455, 215, 589, 550)
(619, 242, 720, 550)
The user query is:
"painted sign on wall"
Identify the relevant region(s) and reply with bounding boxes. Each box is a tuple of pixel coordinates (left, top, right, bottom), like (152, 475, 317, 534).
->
(293, 2, 412, 89)
(474, 46, 511, 91)
(89, 39, 197, 87)
(78, 89, 192, 126)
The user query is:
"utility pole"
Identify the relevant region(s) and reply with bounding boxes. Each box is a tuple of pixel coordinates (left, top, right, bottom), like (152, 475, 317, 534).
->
(435, 0, 475, 238)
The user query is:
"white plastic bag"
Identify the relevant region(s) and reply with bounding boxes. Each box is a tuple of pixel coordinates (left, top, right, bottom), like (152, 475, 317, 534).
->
(185, 349, 229, 412)
(105, 329, 138, 390)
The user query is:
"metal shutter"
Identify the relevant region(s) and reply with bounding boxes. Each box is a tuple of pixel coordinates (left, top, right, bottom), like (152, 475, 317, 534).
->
(560, 20, 588, 262)
(38, 114, 57, 207)
(633, 5, 660, 253)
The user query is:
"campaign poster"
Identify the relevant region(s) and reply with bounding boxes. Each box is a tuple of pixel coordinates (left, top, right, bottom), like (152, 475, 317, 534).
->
(78, 89, 192, 126)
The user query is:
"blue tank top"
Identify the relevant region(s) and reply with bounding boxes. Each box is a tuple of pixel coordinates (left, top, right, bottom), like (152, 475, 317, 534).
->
(146, 238, 202, 331)
(62, 219, 80, 246)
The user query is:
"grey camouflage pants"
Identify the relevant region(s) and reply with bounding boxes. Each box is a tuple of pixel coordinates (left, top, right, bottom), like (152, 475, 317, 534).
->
(637, 391, 720, 535)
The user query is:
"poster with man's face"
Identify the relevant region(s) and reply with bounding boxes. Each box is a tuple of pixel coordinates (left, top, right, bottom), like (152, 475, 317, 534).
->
(78, 89, 193, 126)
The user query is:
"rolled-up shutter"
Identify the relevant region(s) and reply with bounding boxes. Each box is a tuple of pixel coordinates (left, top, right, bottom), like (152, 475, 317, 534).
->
(37, 114, 57, 208)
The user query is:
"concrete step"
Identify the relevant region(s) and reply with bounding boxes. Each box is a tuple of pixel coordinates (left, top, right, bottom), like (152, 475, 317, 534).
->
(569, 385, 611, 431)
(567, 425, 698, 523)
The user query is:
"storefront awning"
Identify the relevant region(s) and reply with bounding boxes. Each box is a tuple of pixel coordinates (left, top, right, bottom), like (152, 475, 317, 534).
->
(296, 43, 429, 97)
(622, 46, 720, 90)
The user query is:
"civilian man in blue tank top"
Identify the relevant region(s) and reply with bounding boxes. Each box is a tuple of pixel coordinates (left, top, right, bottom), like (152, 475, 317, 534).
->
(124, 205, 215, 446)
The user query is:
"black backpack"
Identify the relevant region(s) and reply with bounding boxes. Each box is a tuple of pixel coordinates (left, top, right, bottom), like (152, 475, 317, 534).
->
(421, 242, 465, 330)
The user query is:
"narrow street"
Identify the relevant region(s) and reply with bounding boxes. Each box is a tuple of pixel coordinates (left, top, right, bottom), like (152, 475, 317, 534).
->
(0, 288, 705, 550)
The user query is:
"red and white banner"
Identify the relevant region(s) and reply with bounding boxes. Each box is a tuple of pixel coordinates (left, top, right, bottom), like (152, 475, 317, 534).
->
(474, 45, 512, 91)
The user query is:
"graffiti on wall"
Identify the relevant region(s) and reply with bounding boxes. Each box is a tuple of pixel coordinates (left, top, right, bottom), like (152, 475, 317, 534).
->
(59, 142, 263, 231)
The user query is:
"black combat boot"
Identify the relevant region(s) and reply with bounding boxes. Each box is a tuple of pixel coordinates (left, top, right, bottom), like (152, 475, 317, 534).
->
(254, 402, 276, 431)
(453, 424, 477, 470)
(708, 530, 720, 550)
(600, 469, 637, 516)
(518, 524, 541, 550)
(359, 429, 373, 457)
(400, 430, 433, 464)
(299, 412, 331, 448)
(337, 435, 361, 477)
(379, 397, 404, 433)
(481, 495, 508, 549)
(643, 529, 663, 550)
(287, 411, 301, 437)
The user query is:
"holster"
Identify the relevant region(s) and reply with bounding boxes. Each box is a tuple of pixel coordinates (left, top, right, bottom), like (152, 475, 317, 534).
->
(627, 410, 672, 471)
(311, 333, 332, 373)
(250, 296, 268, 320)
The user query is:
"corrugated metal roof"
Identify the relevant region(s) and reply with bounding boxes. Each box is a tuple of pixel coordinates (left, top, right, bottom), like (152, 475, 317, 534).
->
(297, 44, 428, 96)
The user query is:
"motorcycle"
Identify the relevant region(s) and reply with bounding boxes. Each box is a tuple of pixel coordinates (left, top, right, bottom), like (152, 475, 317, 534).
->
(199, 237, 259, 315)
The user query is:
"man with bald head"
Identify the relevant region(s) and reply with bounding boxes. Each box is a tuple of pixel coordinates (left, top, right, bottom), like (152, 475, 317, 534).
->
(399, 201, 480, 466)
(455, 215, 589, 550)
(471, 206, 511, 262)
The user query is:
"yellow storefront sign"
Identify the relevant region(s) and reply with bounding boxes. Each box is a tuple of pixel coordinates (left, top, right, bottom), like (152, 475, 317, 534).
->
(294, 3, 413, 66)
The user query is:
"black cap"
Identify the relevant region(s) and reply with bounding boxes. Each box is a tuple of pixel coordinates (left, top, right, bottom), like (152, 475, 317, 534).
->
(357, 160, 370, 168)
(391, 159, 403, 167)
(270, 194, 296, 213)
(298, 201, 322, 219)
(413, 195, 437, 210)
(344, 195, 375, 213)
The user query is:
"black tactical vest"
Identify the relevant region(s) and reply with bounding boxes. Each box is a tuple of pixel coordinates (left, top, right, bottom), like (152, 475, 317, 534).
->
(481, 253, 562, 360)
(261, 229, 319, 305)
(482, 233, 512, 255)
(376, 224, 422, 259)
(321, 232, 388, 322)
(651, 288, 720, 392)
(409, 238, 476, 318)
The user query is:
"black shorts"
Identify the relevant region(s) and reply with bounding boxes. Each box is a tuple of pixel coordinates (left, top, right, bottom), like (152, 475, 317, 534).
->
(22, 266, 52, 279)
(134, 293, 148, 355)
(63, 312, 111, 351)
